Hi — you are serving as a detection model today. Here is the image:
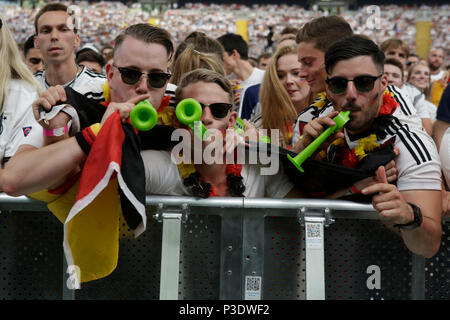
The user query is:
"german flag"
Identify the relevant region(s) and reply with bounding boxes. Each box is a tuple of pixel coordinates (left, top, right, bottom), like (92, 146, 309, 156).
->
(29, 87, 175, 284)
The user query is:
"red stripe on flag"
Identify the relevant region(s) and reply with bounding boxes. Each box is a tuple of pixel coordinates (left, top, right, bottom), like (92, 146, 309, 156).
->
(75, 111, 125, 201)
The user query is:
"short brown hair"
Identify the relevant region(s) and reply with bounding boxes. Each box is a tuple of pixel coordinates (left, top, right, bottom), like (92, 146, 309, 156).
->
(34, 3, 77, 34)
(380, 38, 410, 57)
(113, 24, 174, 62)
(384, 57, 404, 80)
(296, 16, 353, 53)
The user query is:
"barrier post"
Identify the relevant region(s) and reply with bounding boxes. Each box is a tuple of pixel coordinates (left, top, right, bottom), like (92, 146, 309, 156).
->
(154, 203, 188, 300)
(219, 212, 244, 299)
(299, 207, 334, 300)
(242, 209, 265, 300)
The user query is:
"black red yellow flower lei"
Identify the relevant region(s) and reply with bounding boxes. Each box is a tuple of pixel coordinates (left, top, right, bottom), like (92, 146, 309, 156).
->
(324, 90, 399, 168)
(177, 162, 246, 198)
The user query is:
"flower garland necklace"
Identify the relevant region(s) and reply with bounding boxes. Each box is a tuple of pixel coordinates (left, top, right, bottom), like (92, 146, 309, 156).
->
(324, 90, 399, 168)
(177, 161, 246, 198)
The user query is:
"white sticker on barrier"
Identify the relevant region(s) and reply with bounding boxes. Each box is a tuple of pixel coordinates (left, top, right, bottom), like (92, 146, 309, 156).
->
(245, 276, 262, 300)
(306, 222, 323, 249)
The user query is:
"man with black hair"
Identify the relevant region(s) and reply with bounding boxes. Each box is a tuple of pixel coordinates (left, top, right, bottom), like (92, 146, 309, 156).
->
(217, 33, 265, 114)
(23, 35, 44, 74)
(301, 35, 442, 258)
(291, 16, 418, 150)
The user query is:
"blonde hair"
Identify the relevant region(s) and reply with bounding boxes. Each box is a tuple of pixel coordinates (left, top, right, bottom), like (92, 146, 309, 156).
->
(171, 45, 226, 86)
(0, 17, 41, 112)
(175, 68, 233, 105)
(407, 61, 432, 99)
(259, 45, 299, 144)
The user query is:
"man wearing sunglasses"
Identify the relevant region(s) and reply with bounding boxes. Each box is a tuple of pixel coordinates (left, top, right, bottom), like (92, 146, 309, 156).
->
(142, 68, 303, 199)
(292, 16, 418, 151)
(300, 35, 443, 258)
(4, 23, 174, 197)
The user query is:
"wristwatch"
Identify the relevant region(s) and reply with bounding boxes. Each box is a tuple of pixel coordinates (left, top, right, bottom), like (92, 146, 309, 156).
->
(394, 202, 423, 230)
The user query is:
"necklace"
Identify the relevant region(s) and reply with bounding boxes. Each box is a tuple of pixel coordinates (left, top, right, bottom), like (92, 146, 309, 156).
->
(325, 90, 399, 168)
(177, 162, 245, 198)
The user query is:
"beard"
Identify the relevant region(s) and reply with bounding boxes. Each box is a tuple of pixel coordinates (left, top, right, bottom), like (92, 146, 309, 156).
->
(331, 92, 380, 133)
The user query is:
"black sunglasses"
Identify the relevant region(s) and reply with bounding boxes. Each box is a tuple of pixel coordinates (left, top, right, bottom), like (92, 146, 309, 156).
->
(326, 74, 382, 95)
(199, 102, 233, 119)
(113, 63, 171, 89)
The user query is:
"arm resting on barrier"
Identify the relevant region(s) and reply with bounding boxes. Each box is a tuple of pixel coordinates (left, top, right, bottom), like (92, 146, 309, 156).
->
(2, 140, 86, 197)
(362, 167, 442, 258)
(396, 190, 443, 258)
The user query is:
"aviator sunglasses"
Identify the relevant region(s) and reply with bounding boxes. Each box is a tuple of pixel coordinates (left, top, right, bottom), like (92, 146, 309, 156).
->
(199, 102, 233, 119)
(113, 63, 171, 89)
(326, 74, 382, 95)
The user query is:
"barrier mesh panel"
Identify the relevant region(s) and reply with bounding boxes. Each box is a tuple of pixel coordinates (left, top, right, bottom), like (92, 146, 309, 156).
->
(325, 218, 412, 300)
(263, 217, 412, 300)
(75, 211, 221, 300)
(178, 214, 221, 300)
(425, 221, 450, 300)
(75, 212, 163, 299)
(264, 216, 306, 300)
(0, 211, 63, 300)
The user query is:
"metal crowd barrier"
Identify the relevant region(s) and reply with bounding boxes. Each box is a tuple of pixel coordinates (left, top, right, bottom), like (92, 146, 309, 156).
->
(0, 193, 449, 300)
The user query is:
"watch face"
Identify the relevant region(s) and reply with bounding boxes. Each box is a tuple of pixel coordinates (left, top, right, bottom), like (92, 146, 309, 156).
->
(413, 204, 423, 226)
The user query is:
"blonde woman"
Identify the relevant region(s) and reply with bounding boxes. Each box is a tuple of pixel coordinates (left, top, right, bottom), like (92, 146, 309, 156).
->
(251, 45, 312, 148)
(171, 44, 226, 86)
(407, 61, 432, 99)
(0, 17, 41, 189)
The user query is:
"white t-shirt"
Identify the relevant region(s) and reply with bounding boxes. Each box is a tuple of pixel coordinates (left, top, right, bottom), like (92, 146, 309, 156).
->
(344, 114, 442, 191)
(238, 68, 265, 116)
(439, 127, 450, 188)
(0, 79, 39, 167)
(34, 66, 106, 100)
(19, 66, 107, 149)
(402, 83, 437, 119)
(141, 150, 293, 198)
(430, 69, 445, 83)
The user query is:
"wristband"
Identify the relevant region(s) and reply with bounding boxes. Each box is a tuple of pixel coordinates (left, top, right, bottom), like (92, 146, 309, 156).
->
(74, 123, 101, 155)
(43, 120, 72, 137)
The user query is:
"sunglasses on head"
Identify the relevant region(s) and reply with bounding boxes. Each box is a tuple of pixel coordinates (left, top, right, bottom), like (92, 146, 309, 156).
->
(326, 74, 382, 95)
(113, 63, 171, 89)
(199, 102, 233, 119)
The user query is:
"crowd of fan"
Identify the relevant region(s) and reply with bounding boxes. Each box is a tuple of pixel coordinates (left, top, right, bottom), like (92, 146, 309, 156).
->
(1, 1, 449, 61)
(0, 1, 449, 271)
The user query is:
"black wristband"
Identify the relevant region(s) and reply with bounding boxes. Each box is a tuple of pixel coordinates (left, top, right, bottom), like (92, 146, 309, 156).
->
(394, 202, 423, 230)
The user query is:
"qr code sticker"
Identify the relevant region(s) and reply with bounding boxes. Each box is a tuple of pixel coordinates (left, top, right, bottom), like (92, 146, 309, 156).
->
(246, 276, 261, 291)
(307, 223, 322, 238)
(245, 276, 262, 300)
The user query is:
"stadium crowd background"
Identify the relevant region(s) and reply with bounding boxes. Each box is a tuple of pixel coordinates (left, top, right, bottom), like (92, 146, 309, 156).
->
(0, 1, 449, 63)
